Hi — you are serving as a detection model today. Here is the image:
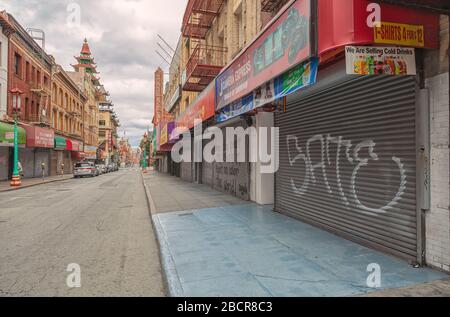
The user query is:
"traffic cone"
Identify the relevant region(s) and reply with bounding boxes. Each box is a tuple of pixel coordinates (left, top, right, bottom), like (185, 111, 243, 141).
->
(10, 175, 22, 187)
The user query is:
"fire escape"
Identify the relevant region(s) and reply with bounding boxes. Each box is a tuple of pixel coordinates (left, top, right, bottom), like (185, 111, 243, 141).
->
(261, 0, 289, 14)
(182, 0, 227, 92)
(30, 83, 51, 127)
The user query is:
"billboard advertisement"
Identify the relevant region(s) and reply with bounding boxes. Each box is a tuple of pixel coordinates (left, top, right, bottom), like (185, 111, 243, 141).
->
(217, 58, 318, 123)
(216, 0, 311, 110)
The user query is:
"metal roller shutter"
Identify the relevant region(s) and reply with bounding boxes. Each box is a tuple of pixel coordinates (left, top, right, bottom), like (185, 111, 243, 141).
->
(181, 162, 192, 182)
(275, 75, 418, 261)
(202, 161, 214, 186)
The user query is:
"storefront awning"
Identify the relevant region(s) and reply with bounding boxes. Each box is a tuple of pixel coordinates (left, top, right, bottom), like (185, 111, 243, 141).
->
(21, 125, 54, 148)
(318, 0, 440, 56)
(71, 140, 83, 152)
(0, 122, 26, 147)
(54, 136, 67, 151)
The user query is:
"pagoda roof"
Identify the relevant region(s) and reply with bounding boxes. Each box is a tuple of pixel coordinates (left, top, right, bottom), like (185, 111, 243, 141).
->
(81, 38, 91, 55)
(75, 55, 95, 63)
(71, 64, 98, 73)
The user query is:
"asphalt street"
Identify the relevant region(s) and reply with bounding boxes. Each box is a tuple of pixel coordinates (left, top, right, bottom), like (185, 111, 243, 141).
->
(0, 169, 165, 297)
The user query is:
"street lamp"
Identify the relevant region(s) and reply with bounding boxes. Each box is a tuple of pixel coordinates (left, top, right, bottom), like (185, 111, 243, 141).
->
(10, 88, 24, 187)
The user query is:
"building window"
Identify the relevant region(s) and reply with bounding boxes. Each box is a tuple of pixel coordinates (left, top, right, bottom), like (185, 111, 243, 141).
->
(99, 120, 106, 126)
(99, 131, 106, 138)
(14, 53, 22, 76)
(25, 62, 30, 82)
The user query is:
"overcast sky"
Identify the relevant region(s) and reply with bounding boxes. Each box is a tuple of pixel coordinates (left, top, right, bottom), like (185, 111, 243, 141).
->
(2, 0, 187, 146)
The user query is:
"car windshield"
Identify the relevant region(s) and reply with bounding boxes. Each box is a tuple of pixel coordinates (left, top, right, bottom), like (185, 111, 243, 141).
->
(75, 163, 91, 168)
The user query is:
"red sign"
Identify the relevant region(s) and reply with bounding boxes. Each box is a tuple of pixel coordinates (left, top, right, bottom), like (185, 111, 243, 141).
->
(66, 139, 73, 151)
(176, 82, 216, 135)
(318, 0, 439, 56)
(22, 125, 54, 148)
(216, 0, 311, 110)
(71, 140, 83, 152)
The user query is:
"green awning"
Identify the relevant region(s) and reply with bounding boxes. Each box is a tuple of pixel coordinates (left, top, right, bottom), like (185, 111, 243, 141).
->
(0, 122, 26, 146)
(54, 136, 67, 150)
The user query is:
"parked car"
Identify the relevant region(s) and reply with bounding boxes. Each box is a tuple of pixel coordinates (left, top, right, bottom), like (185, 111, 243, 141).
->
(95, 165, 103, 176)
(107, 164, 114, 173)
(74, 162, 97, 178)
(99, 164, 108, 174)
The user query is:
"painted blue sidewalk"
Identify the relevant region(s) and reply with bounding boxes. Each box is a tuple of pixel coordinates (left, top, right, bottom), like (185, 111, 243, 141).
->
(152, 204, 447, 297)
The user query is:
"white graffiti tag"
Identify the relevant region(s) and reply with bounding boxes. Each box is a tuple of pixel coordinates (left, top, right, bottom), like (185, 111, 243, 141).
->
(287, 134, 407, 214)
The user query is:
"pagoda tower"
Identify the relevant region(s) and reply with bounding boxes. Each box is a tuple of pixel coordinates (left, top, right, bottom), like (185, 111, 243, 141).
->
(72, 38, 100, 86)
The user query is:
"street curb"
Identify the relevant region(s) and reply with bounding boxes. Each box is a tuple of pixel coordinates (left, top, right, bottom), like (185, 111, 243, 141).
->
(141, 172, 184, 297)
(0, 176, 73, 193)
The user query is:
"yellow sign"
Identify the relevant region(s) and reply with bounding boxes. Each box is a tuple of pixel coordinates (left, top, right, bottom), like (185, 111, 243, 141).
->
(374, 22, 424, 47)
(160, 124, 168, 145)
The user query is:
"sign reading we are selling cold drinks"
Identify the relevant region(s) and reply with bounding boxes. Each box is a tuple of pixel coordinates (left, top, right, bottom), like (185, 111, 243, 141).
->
(345, 46, 416, 76)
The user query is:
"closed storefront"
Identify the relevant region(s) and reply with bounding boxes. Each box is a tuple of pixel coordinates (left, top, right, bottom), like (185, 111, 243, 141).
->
(181, 162, 192, 182)
(22, 125, 54, 178)
(34, 149, 50, 177)
(180, 131, 193, 182)
(51, 136, 67, 176)
(275, 68, 419, 262)
(50, 150, 58, 176)
(0, 147, 8, 180)
(212, 119, 251, 201)
(18, 148, 35, 178)
(63, 151, 72, 174)
(202, 158, 214, 186)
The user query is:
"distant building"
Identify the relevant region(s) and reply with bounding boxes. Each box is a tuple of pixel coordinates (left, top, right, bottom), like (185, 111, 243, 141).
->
(98, 87, 119, 165)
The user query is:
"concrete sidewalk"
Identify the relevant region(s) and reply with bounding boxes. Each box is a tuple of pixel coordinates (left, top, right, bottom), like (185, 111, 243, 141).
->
(0, 174, 74, 193)
(143, 171, 449, 297)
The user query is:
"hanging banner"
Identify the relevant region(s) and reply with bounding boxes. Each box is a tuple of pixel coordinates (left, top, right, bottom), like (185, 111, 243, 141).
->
(217, 58, 318, 123)
(160, 124, 168, 146)
(216, 0, 311, 110)
(216, 94, 255, 123)
(84, 145, 98, 160)
(176, 82, 215, 135)
(345, 46, 416, 75)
